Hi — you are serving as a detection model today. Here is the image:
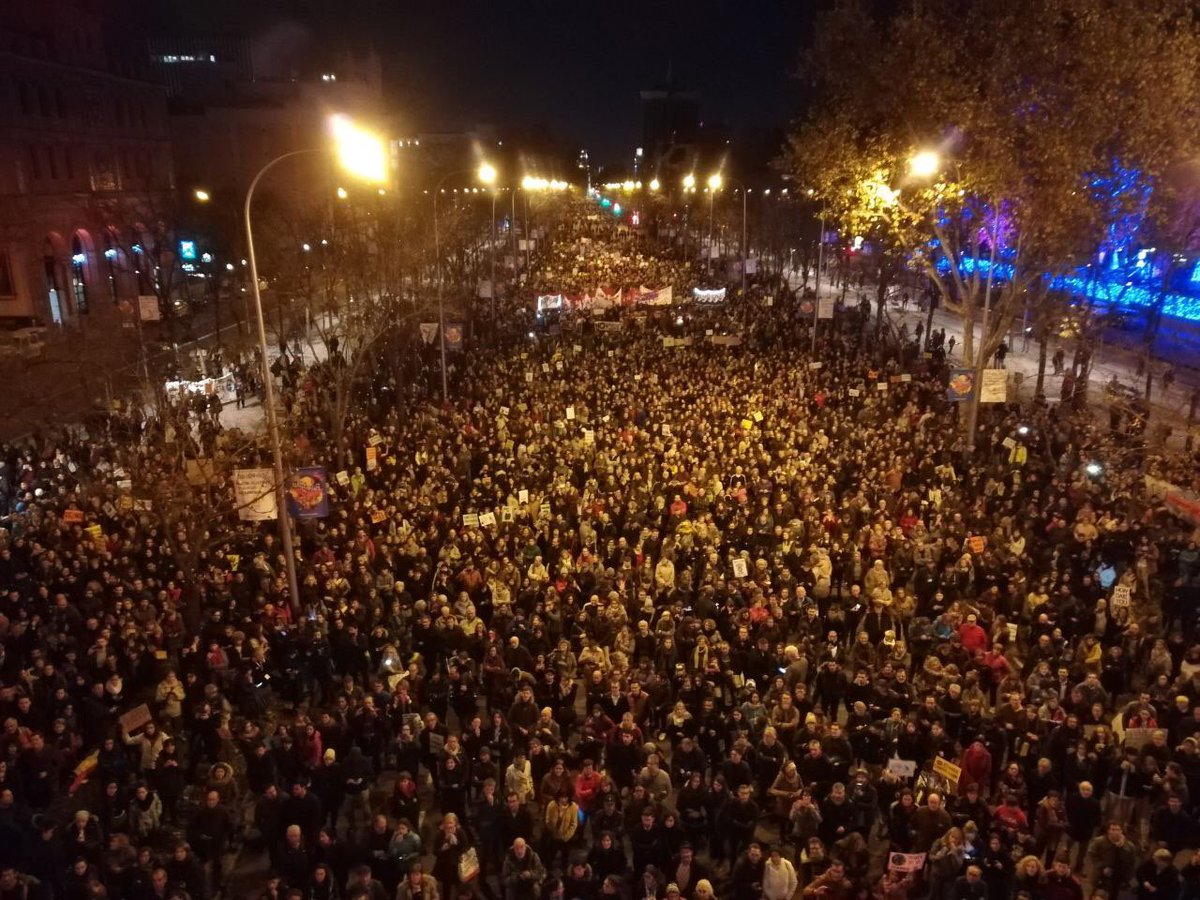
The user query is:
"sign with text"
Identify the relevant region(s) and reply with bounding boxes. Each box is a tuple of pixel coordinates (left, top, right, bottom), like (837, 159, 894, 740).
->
(234, 468, 277, 521)
(980, 368, 1008, 404)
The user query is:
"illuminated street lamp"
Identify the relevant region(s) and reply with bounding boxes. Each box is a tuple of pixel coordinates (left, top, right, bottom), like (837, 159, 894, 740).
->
(682, 173, 696, 190)
(909, 150, 941, 179)
(705, 173, 723, 275)
(649, 178, 660, 191)
(193, 188, 211, 202)
(243, 114, 387, 611)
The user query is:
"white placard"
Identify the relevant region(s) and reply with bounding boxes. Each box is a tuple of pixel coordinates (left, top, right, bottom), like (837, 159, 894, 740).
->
(732, 558, 749, 579)
(479, 512, 497, 527)
(138, 295, 161, 321)
(980, 368, 1008, 403)
(566, 406, 576, 420)
(234, 468, 277, 521)
(518, 490, 529, 504)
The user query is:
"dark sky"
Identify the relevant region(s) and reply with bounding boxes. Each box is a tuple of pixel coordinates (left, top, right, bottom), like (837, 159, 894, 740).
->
(375, 1, 815, 162)
(146, 0, 818, 166)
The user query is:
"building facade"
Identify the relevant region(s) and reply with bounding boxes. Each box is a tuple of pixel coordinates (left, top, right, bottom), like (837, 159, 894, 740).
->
(0, 0, 174, 328)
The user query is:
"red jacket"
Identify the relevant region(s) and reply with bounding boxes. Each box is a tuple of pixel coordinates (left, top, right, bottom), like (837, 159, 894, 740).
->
(958, 623, 989, 654)
(959, 744, 993, 792)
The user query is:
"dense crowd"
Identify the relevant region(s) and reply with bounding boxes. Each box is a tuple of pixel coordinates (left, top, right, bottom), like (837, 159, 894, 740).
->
(0, 221, 1198, 900)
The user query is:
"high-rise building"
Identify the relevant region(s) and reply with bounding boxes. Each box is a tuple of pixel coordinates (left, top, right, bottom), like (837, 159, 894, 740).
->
(640, 73, 700, 171)
(0, 0, 174, 327)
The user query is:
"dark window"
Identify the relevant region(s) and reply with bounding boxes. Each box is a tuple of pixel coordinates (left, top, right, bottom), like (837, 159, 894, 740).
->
(37, 84, 50, 116)
(28, 145, 40, 180)
(47, 147, 57, 180)
(55, 89, 65, 118)
(18, 81, 31, 115)
(0, 254, 15, 296)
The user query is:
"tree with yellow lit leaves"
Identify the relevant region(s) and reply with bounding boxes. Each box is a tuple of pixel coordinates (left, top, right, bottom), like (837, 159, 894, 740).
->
(783, 0, 1200, 427)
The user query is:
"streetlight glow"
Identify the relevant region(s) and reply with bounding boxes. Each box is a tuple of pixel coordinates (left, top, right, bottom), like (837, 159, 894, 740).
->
(479, 163, 497, 185)
(683, 173, 696, 190)
(909, 150, 941, 179)
(336, 186, 349, 200)
(649, 178, 660, 191)
(707, 173, 722, 190)
(193, 189, 210, 202)
(329, 114, 388, 183)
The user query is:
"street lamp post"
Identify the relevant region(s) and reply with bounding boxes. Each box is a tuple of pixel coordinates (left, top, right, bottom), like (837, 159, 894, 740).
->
(242, 115, 386, 611)
(706, 180, 717, 276)
(490, 190, 497, 323)
(433, 163, 496, 401)
(244, 149, 319, 612)
(814, 212, 825, 354)
(714, 175, 748, 299)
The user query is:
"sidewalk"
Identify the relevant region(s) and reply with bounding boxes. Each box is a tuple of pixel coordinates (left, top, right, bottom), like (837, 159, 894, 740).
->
(793, 271, 1198, 439)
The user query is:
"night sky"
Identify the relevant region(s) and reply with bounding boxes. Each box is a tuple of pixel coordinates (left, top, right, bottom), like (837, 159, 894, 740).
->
(146, 0, 818, 166)
(377, 0, 814, 161)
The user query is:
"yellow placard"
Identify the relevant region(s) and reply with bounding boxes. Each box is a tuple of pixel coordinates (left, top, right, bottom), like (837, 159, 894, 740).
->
(932, 756, 962, 784)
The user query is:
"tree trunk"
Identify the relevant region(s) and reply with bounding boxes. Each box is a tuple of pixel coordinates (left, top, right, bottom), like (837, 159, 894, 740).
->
(961, 295, 976, 364)
(1036, 331, 1048, 396)
(874, 264, 890, 338)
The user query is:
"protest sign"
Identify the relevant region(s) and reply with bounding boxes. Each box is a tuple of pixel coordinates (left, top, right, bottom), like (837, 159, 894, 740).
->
(932, 756, 962, 784)
(234, 469, 277, 521)
(889, 853, 926, 873)
(119, 704, 152, 734)
(887, 759, 917, 778)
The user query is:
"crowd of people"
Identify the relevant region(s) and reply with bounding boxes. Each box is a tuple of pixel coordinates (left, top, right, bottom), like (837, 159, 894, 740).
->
(527, 227, 707, 300)
(0, 217, 1198, 900)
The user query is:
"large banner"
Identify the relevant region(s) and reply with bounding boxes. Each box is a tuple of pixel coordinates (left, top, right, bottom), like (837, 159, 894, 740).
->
(817, 297, 836, 319)
(287, 467, 331, 519)
(1145, 475, 1200, 526)
(419, 323, 439, 345)
(234, 468, 277, 521)
(444, 323, 464, 351)
(594, 286, 622, 308)
(693, 287, 727, 303)
(537, 294, 565, 311)
(635, 285, 673, 306)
